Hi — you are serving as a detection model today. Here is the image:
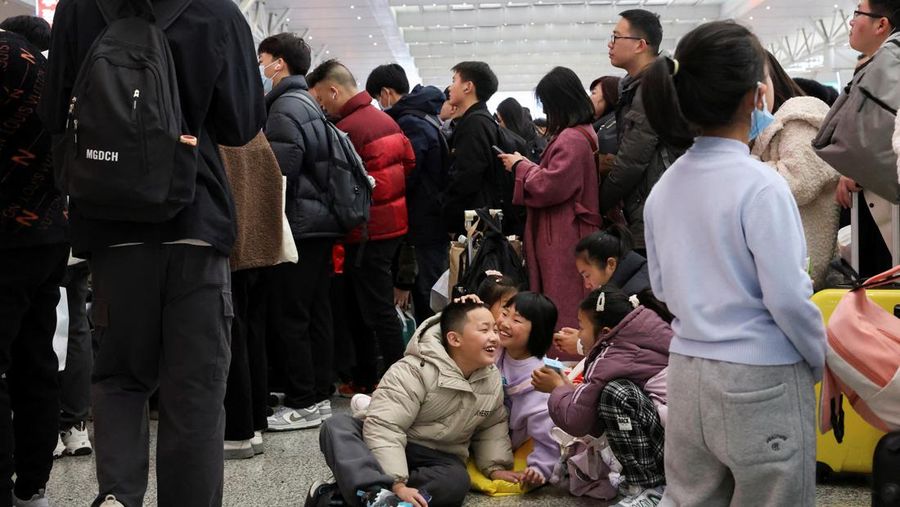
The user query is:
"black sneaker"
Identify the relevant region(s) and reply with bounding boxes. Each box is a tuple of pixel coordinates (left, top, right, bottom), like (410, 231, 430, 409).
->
(305, 479, 346, 507)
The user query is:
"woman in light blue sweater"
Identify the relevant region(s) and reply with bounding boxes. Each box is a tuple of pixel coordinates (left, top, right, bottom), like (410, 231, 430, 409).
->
(640, 22, 827, 507)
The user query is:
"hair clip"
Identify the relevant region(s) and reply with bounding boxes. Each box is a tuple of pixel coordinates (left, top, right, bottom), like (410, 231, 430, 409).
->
(629, 294, 640, 309)
(671, 57, 680, 77)
(596, 292, 606, 312)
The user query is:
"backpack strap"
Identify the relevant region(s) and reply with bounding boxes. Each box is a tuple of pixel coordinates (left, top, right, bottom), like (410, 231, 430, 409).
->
(96, 0, 192, 30)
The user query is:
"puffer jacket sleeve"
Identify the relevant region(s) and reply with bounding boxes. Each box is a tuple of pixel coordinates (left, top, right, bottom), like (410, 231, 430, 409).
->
(768, 120, 839, 207)
(470, 389, 514, 477)
(265, 98, 306, 179)
(362, 360, 427, 483)
(894, 111, 900, 171)
(548, 348, 638, 437)
(600, 92, 659, 213)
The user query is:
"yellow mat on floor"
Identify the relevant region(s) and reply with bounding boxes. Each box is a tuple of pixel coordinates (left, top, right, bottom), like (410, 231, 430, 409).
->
(467, 439, 535, 497)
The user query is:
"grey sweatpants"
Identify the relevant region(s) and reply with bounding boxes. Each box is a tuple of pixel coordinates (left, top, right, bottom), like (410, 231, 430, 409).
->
(660, 354, 816, 507)
(320, 414, 470, 507)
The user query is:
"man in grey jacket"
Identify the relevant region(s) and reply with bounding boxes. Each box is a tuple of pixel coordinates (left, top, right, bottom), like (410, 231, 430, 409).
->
(601, 9, 683, 255)
(259, 33, 342, 431)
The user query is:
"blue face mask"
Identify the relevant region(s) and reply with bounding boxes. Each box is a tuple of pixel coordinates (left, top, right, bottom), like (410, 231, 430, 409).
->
(749, 84, 775, 142)
(260, 60, 279, 95)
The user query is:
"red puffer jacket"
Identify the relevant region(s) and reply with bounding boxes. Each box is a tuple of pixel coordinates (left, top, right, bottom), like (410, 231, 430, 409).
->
(337, 92, 415, 244)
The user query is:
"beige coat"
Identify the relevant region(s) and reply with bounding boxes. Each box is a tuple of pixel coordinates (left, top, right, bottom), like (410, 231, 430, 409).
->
(363, 315, 514, 483)
(752, 96, 841, 289)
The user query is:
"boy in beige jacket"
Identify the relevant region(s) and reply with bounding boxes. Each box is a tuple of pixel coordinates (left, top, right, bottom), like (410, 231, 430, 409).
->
(313, 301, 522, 507)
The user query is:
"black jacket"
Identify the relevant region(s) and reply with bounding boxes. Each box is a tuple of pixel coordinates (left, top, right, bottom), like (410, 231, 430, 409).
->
(387, 85, 448, 246)
(609, 250, 651, 297)
(40, 0, 266, 256)
(594, 111, 618, 155)
(265, 75, 342, 240)
(0, 31, 67, 250)
(600, 74, 683, 250)
(443, 102, 500, 235)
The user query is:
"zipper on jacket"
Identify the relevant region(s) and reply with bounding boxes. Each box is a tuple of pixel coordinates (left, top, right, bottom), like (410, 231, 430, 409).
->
(73, 119, 80, 158)
(132, 89, 140, 112)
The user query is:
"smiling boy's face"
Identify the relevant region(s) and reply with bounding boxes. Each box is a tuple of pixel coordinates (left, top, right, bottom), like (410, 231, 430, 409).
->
(448, 307, 499, 370)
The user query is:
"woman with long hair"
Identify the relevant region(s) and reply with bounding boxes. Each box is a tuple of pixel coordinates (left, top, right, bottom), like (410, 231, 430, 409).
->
(498, 66, 601, 359)
(496, 97, 546, 163)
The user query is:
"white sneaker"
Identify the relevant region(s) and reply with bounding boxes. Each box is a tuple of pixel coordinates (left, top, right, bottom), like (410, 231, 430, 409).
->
(99, 495, 125, 507)
(351, 394, 372, 419)
(12, 489, 49, 507)
(61, 421, 93, 456)
(266, 405, 321, 431)
(612, 485, 664, 507)
(53, 435, 65, 459)
(251, 431, 264, 455)
(224, 439, 254, 460)
(316, 400, 333, 420)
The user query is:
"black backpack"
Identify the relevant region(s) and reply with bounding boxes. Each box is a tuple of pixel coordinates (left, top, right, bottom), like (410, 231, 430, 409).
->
(458, 209, 529, 293)
(57, 0, 196, 223)
(397, 109, 450, 205)
(286, 91, 373, 233)
(471, 110, 528, 237)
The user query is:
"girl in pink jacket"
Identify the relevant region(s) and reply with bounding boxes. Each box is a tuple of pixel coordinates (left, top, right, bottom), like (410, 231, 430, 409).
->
(533, 285, 672, 507)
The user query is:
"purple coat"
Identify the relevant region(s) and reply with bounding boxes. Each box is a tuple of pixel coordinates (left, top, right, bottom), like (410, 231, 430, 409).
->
(548, 306, 673, 437)
(513, 126, 601, 356)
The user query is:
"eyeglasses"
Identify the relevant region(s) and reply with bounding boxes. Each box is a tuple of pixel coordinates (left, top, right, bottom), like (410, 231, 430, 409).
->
(609, 34, 644, 45)
(853, 9, 885, 20)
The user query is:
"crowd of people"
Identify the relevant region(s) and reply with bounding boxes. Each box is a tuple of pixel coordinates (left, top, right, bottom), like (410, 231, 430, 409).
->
(1, 0, 899, 506)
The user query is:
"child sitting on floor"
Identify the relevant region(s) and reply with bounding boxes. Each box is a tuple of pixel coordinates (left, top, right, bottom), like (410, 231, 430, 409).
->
(312, 301, 525, 507)
(533, 285, 672, 507)
(477, 272, 519, 321)
(494, 292, 561, 487)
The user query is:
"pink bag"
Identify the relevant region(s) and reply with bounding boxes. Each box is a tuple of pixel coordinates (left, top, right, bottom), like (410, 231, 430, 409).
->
(820, 265, 900, 440)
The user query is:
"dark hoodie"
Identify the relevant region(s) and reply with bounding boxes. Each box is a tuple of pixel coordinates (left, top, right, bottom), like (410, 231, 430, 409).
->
(387, 85, 449, 246)
(609, 250, 651, 297)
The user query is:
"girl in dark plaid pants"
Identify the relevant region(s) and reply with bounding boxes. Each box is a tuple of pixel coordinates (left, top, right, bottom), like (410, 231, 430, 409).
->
(534, 285, 672, 507)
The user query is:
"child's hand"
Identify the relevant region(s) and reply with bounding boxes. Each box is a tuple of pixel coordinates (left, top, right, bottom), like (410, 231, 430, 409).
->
(522, 467, 546, 486)
(391, 482, 429, 507)
(490, 470, 525, 483)
(553, 328, 581, 355)
(532, 366, 567, 393)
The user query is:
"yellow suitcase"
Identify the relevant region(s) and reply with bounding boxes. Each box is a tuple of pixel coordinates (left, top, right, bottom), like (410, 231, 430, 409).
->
(814, 288, 891, 478)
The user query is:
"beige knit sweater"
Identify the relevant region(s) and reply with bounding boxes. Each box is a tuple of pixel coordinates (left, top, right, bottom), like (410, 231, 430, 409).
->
(752, 96, 841, 290)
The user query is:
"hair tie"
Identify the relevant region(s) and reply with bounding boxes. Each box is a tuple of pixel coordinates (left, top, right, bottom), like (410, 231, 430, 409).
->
(596, 292, 606, 312)
(629, 294, 640, 309)
(671, 58, 680, 77)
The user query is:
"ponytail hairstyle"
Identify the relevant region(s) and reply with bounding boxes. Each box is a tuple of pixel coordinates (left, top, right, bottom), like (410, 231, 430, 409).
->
(504, 292, 558, 357)
(476, 274, 520, 309)
(579, 285, 674, 339)
(574, 224, 634, 269)
(642, 21, 767, 151)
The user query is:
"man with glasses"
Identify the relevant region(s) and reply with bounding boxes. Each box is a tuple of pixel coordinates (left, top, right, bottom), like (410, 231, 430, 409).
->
(602, 9, 681, 258)
(831, 0, 899, 277)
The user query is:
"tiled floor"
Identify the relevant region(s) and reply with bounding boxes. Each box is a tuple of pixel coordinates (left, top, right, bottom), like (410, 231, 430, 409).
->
(47, 399, 870, 506)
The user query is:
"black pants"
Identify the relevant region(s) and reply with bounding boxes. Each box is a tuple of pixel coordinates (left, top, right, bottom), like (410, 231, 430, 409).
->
(858, 190, 893, 277)
(89, 245, 231, 507)
(267, 238, 335, 409)
(60, 261, 92, 430)
(319, 414, 469, 507)
(344, 238, 404, 389)
(224, 268, 270, 440)
(412, 242, 448, 324)
(0, 244, 66, 504)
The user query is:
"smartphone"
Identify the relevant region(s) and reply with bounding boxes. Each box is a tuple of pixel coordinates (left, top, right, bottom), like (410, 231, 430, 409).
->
(491, 145, 505, 155)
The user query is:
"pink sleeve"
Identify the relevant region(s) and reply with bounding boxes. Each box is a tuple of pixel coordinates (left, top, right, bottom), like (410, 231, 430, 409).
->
(548, 382, 602, 438)
(512, 139, 588, 208)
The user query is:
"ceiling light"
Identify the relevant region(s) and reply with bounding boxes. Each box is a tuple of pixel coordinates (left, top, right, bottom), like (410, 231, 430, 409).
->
(357, 16, 362, 20)
(765, 5, 770, 9)
(285, 18, 290, 22)
(369, 34, 373, 38)
(749, 16, 754, 20)
(373, 42, 378, 46)
(350, 4, 354, 8)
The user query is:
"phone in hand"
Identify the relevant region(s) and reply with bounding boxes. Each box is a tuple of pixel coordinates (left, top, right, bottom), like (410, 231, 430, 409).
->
(492, 145, 506, 155)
